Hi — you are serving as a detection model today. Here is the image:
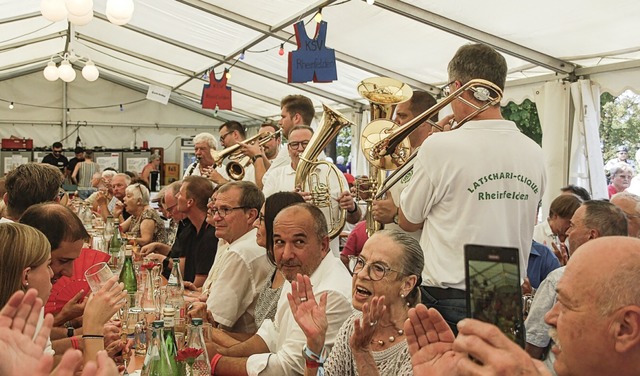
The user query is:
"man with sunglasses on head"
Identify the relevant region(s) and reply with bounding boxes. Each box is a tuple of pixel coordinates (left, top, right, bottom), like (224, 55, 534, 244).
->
(398, 43, 546, 332)
(41, 142, 68, 176)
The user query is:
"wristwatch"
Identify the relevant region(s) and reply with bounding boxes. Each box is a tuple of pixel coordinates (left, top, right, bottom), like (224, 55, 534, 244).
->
(65, 321, 75, 337)
(252, 154, 264, 162)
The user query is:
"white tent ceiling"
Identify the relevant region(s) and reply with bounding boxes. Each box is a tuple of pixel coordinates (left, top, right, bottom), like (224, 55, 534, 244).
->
(1, 0, 639, 129)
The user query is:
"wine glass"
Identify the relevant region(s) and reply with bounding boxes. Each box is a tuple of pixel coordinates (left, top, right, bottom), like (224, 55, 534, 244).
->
(84, 262, 114, 293)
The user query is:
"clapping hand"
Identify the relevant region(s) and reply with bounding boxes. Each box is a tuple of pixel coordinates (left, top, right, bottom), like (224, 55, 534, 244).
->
(350, 296, 386, 353)
(404, 304, 462, 376)
(287, 273, 328, 354)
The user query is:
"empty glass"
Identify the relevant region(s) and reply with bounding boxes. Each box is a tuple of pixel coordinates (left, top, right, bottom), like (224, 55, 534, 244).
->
(84, 262, 114, 293)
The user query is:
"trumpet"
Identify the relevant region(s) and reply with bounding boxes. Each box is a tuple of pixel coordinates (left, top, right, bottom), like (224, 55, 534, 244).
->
(363, 79, 503, 198)
(356, 77, 413, 236)
(211, 130, 282, 181)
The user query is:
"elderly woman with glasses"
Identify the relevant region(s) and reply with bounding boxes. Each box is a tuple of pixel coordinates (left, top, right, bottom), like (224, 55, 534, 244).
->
(289, 229, 424, 376)
(119, 183, 167, 246)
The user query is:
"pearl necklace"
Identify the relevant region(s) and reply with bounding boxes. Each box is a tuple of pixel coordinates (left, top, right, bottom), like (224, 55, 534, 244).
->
(371, 327, 405, 346)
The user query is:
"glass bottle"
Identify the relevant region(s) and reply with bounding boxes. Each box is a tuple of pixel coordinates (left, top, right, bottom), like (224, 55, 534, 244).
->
(119, 246, 138, 305)
(162, 307, 179, 365)
(108, 219, 123, 273)
(166, 258, 186, 319)
(141, 320, 178, 376)
(183, 318, 211, 376)
(134, 319, 148, 356)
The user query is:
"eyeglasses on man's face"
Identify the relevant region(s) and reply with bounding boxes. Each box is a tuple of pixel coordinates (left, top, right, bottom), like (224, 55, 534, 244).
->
(288, 141, 310, 150)
(440, 80, 457, 97)
(347, 255, 403, 281)
(210, 206, 246, 218)
(219, 131, 233, 143)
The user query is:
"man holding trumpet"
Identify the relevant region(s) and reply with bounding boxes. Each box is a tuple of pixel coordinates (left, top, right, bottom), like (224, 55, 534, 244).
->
(398, 43, 546, 331)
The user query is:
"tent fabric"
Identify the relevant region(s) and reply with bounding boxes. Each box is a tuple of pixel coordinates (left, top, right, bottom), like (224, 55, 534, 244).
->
(1, 0, 639, 128)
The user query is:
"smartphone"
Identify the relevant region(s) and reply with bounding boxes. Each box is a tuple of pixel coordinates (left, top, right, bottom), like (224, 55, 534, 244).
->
(464, 244, 525, 348)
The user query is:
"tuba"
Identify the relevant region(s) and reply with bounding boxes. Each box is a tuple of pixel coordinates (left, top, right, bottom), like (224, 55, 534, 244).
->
(294, 104, 354, 238)
(365, 79, 503, 200)
(211, 130, 281, 181)
(357, 77, 413, 236)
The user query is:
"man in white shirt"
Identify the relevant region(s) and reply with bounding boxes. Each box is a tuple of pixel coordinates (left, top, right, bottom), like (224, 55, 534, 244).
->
(239, 123, 283, 190)
(261, 94, 317, 188)
(263, 126, 361, 255)
(399, 44, 546, 331)
(205, 181, 272, 333)
(208, 203, 352, 376)
(212, 121, 257, 186)
(184, 132, 225, 180)
(371, 90, 437, 242)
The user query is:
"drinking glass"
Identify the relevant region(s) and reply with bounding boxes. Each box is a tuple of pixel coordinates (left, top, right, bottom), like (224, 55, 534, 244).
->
(84, 262, 114, 293)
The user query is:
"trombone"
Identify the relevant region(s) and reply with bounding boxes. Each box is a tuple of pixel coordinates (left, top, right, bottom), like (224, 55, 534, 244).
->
(366, 79, 504, 198)
(211, 130, 282, 181)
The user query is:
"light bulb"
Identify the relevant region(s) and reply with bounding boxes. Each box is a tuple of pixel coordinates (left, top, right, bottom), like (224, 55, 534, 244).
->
(106, 0, 134, 19)
(366, 0, 375, 4)
(225, 70, 231, 80)
(65, 0, 93, 17)
(239, 51, 245, 60)
(9, 102, 14, 110)
(44, 61, 60, 81)
(81, 60, 99, 81)
(58, 60, 76, 82)
(40, 0, 68, 22)
(214, 104, 219, 116)
(120, 104, 124, 112)
(278, 44, 284, 56)
(314, 10, 322, 23)
(67, 9, 93, 25)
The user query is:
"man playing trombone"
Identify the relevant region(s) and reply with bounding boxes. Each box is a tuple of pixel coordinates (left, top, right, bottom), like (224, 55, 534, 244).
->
(371, 90, 437, 240)
(398, 44, 546, 332)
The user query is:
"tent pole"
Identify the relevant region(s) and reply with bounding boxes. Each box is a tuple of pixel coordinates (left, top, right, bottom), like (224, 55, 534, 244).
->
(62, 81, 67, 147)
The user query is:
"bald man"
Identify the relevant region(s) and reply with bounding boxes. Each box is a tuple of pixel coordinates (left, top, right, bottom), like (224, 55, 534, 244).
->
(404, 236, 640, 376)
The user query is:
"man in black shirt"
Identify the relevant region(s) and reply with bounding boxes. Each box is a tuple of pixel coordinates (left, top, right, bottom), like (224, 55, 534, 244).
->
(42, 142, 68, 175)
(65, 146, 84, 183)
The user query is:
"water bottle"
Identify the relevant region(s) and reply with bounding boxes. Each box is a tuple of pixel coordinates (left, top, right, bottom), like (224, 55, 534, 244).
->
(141, 320, 178, 376)
(166, 258, 186, 319)
(183, 318, 211, 376)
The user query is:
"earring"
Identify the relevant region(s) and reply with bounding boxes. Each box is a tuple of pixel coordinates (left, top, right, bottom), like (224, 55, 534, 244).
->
(24, 282, 29, 287)
(400, 293, 405, 298)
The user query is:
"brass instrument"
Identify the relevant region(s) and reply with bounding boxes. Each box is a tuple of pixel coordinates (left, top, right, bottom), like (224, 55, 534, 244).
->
(357, 77, 413, 236)
(294, 104, 354, 238)
(364, 79, 504, 199)
(211, 130, 282, 181)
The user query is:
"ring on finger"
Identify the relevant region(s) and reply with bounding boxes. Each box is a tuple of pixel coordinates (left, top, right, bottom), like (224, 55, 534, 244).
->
(369, 320, 378, 327)
(300, 297, 308, 302)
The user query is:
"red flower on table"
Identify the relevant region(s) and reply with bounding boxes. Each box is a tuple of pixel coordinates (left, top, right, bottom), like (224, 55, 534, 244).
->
(140, 262, 156, 270)
(176, 347, 204, 363)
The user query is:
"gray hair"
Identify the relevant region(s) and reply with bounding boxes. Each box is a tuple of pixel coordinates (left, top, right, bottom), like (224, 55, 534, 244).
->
(114, 173, 132, 185)
(193, 132, 218, 150)
(374, 229, 424, 307)
(610, 162, 634, 177)
(101, 170, 117, 179)
(126, 183, 150, 205)
(447, 43, 507, 92)
(583, 200, 628, 237)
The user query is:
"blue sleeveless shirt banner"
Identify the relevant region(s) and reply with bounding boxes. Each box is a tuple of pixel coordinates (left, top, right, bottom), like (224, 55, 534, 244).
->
(288, 21, 338, 83)
(201, 70, 232, 110)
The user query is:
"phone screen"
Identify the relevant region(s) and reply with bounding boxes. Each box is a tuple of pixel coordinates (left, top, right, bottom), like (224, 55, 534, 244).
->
(464, 244, 525, 348)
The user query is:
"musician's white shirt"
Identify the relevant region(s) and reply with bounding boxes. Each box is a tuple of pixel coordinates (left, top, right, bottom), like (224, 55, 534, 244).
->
(262, 161, 348, 256)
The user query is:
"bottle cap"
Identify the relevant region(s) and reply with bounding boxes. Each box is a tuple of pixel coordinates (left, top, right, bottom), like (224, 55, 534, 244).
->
(191, 318, 203, 326)
(172, 258, 180, 263)
(152, 320, 165, 328)
(163, 307, 176, 316)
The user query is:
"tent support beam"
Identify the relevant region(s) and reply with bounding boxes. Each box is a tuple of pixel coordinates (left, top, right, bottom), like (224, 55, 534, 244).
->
(177, 0, 439, 94)
(372, 0, 575, 75)
(0, 31, 66, 54)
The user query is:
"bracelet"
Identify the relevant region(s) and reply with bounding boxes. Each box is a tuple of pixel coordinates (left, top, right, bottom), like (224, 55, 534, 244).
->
(70, 336, 80, 350)
(302, 345, 328, 374)
(347, 202, 359, 214)
(252, 154, 264, 162)
(210, 353, 223, 375)
(82, 334, 104, 339)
